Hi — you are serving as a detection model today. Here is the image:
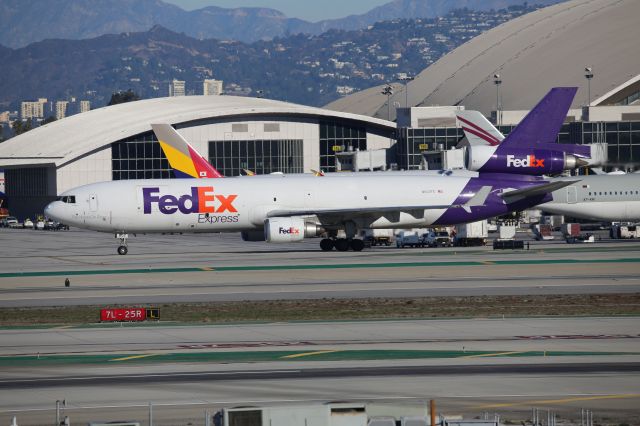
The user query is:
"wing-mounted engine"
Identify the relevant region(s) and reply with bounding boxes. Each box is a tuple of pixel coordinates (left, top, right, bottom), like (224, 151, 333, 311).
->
(468, 145, 586, 175)
(264, 218, 324, 243)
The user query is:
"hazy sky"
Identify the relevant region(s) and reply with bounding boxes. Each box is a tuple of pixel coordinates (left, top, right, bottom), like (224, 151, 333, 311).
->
(163, 0, 391, 21)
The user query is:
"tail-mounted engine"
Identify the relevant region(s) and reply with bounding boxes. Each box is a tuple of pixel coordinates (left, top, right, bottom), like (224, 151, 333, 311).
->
(468, 145, 586, 175)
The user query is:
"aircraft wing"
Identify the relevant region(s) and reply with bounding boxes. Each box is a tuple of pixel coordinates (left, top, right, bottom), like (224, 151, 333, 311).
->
(499, 180, 579, 202)
(267, 186, 493, 218)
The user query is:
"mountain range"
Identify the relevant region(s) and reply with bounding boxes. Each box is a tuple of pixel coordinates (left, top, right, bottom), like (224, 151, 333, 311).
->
(0, 0, 562, 48)
(0, 4, 544, 110)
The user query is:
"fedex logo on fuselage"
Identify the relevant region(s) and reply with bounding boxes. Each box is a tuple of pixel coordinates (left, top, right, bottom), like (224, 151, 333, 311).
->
(143, 187, 237, 215)
(506, 154, 545, 168)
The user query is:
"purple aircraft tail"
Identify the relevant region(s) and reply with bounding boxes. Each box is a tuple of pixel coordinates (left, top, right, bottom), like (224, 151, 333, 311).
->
(498, 87, 577, 150)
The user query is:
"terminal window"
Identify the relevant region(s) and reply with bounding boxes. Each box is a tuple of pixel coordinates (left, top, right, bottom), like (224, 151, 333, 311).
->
(208, 139, 303, 176)
(111, 132, 173, 180)
(319, 121, 366, 172)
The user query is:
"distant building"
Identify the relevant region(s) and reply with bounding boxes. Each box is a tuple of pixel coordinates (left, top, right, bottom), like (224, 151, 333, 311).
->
(169, 79, 186, 97)
(0, 111, 10, 123)
(79, 100, 91, 113)
(55, 101, 69, 120)
(20, 99, 47, 120)
(203, 79, 223, 96)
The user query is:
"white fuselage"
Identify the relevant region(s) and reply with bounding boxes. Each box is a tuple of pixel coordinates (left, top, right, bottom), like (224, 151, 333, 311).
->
(45, 173, 473, 233)
(543, 174, 640, 221)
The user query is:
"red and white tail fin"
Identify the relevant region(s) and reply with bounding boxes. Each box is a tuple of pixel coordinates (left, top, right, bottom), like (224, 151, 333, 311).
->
(151, 124, 223, 178)
(456, 111, 504, 146)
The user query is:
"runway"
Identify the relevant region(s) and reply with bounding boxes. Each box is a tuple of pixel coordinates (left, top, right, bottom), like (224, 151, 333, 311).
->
(1, 229, 639, 425)
(1, 317, 639, 425)
(0, 229, 639, 307)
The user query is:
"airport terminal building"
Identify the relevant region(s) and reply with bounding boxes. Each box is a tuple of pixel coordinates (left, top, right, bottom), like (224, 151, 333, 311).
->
(0, 96, 395, 219)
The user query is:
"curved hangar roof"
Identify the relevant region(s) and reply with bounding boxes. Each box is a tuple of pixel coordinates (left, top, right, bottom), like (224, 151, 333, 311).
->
(0, 96, 395, 168)
(326, 0, 640, 120)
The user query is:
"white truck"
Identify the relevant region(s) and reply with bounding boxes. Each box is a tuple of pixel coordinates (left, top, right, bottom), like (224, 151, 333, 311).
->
(361, 228, 394, 246)
(454, 220, 488, 246)
(396, 229, 427, 248)
(424, 230, 453, 247)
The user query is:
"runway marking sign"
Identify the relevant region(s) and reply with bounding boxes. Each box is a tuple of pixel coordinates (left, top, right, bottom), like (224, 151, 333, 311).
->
(100, 308, 160, 322)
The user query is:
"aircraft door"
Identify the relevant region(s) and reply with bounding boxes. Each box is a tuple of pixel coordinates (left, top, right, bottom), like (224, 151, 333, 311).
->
(89, 194, 98, 211)
(566, 187, 577, 204)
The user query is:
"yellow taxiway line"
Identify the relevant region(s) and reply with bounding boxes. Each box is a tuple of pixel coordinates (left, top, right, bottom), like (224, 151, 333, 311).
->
(473, 393, 640, 409)
(461, 351, 525, 359)
(280, 350, 340, 359)
(109, 354, 160, 362)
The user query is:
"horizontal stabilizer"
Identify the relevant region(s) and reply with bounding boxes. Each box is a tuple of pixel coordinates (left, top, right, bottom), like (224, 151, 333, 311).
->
(500, 180, 579, 202)
(462, 185, 492, 213)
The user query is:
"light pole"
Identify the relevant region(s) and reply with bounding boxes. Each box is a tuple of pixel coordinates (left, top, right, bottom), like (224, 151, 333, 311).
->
(398, 75, 414, 108)
(381, 84, 394, 121)
(585, 67, 593, 106)
(493, 73, 502, 125)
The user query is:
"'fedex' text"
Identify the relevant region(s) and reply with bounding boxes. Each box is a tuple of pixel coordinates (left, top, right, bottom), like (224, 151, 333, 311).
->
(143, 187, 238, 215)
(506, 154, 545, 168)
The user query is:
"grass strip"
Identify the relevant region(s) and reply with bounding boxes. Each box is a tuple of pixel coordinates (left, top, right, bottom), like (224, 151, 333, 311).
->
(0, 294, 639, 327)
(1, 257, 639, 278)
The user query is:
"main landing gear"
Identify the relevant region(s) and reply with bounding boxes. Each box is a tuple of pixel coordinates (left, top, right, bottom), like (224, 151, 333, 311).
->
(320, 238, 365, 252)
(116, 233, 129, 255)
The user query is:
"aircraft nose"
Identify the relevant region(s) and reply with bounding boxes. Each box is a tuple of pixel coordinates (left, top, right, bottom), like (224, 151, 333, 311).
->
(44, 200, 63, 222)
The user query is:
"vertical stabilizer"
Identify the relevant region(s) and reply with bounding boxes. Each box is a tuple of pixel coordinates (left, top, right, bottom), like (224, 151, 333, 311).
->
(499, 87, 577, 149)
(456, 110, 504, 146)
(151, 124, 223, 178)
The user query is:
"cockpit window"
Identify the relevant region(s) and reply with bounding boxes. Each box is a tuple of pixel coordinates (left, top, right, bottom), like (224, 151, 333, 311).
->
(57, 195, 76, 203)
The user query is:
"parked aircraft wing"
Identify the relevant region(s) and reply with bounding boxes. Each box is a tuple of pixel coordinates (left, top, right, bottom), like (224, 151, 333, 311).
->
(500, 180, 579, 202)
(267, 186, 493, 218)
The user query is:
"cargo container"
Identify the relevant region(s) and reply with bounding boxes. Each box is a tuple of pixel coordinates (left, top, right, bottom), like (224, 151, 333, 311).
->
(454, 220, 487, 246)
(561, 223, 581, 237)
(532, 224, 554, 240)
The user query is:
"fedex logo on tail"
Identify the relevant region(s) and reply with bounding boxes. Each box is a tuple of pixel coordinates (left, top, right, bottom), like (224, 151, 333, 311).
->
(506, 154, 545, 168)
(143, 187, 237, 215)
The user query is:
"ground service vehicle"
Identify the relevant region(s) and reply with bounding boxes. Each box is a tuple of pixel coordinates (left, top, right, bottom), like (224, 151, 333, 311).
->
(425, 231, 453, 247)
(361, 228, 393, 246)
(396, 231, 425, 248)
(454, 220, 487, 246)
(610, 224, 638, 239)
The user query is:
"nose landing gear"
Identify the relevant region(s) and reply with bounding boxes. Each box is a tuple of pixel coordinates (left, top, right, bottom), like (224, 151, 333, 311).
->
(116, 233, 129, 255)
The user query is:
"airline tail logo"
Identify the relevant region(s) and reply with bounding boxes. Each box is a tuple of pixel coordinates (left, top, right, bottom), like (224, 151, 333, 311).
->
(506, 154, 545, 168)
(143, 187, 237, 215)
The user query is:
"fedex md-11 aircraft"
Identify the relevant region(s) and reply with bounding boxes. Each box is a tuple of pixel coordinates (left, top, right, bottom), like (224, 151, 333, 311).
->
(44, 87, 583, 255)
(46, 171, 572, 254)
